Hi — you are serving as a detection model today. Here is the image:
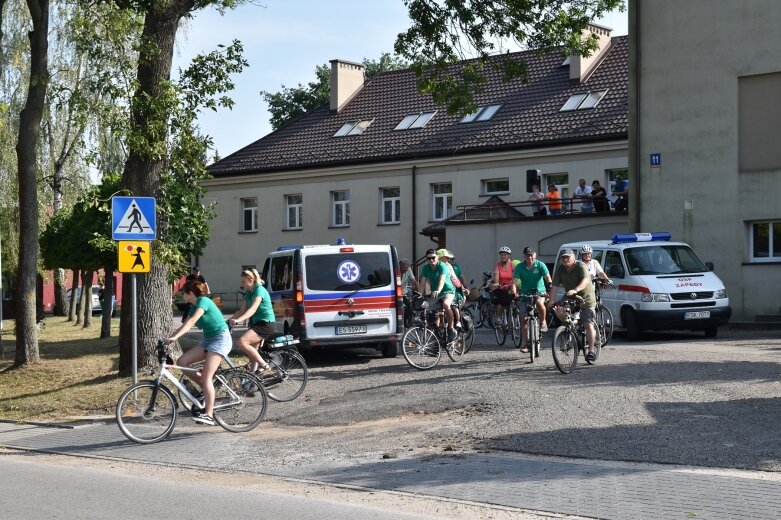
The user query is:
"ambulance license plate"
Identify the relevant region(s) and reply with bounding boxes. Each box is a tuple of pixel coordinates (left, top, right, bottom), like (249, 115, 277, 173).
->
(336, 325, 367, 335)
(684, 311, 710, 320)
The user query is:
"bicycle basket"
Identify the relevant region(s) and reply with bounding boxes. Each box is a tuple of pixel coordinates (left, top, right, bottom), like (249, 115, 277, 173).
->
(466, 288, 481, 301)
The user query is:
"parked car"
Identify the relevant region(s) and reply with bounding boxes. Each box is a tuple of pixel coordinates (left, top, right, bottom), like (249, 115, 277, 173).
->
(67, 286, 116, 317)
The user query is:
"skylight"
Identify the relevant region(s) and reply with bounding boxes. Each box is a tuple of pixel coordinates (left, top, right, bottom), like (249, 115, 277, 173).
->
(460, 104, 502, 123)
(560, 90, 608, 111)
(333, 119, 374, 137)
(394, 111, 437, 130)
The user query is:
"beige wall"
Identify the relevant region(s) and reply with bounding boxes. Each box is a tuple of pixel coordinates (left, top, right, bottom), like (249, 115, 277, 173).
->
(632, 0, 781, 319)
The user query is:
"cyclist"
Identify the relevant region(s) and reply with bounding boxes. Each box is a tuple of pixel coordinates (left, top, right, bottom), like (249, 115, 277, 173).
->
(166, 279, 231, 426)
(491, 246, 517, 321)
(547, 248, 598, 362)
(513, 246, 552, 352)
(437, 248, 468, 329)
(417, 248, 457, 342)
(228, 268, 277, 377)
(579, 245, 610, 282)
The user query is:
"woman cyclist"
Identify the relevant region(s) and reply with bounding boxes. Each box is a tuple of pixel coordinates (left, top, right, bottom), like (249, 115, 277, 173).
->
(228, 269, 277, 376)
(491, 246, 518, 319)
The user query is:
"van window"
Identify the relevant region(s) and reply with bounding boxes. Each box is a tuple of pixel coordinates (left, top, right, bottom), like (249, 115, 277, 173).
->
(305, 253, 391, 291)
(270, 256, 293, 291)
(604, 250, 624, 278)
(624, 245, 708, 275)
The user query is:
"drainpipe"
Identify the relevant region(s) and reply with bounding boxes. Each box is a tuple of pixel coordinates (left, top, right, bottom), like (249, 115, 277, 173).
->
(629, 0, 641, 232)
(411, 165, 417, 263)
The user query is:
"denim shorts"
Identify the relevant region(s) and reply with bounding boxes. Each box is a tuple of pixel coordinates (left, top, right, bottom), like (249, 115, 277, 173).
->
(201, 329, 232, 357)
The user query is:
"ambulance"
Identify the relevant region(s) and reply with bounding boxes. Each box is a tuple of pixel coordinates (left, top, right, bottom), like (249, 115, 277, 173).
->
(260, 242, 403, 357)
(555, 232, 731, 340)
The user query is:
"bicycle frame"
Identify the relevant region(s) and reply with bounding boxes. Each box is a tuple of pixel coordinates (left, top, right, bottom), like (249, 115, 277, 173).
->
(154, 361, 241, 414)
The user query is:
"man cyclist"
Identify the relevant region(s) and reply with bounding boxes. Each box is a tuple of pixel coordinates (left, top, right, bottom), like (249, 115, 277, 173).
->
(547, 248, 598, 362)
(491, 246, 518, 323)
(417, 248, 457, 342)
(513, 246, 552, 352)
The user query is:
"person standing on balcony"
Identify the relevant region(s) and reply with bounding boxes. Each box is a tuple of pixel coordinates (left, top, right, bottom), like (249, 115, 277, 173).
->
(575, 178, 594, 213)
(591, 180, 610, 213)
(528, 184, 546, 216)
(546, 184, 562, 216)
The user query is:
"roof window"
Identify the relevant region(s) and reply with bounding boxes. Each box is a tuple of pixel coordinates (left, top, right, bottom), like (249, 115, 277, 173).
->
(560, 90, 608, 112)
(460, 104, 502, 123)
(395, 111, 436, 130)
(333, 119, 374, 137)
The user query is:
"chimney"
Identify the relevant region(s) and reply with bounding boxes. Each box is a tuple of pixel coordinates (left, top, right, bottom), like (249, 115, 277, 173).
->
(330, 59, 365, 113)
(569, 23, 612, 83)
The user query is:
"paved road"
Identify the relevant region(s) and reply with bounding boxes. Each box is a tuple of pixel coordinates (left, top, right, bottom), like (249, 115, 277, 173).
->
(1, 327, 779, 519)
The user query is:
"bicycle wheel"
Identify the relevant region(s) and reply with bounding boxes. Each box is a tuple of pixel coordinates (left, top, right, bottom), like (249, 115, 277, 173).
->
(447, 329, 465, 362)
(116, 381, 177, 444)
(527, 317, 539, 363)
(494, 308, 507, 346)
(460, 310, 475, 353)
(402, 326, 441, 370)
(213, 371, 268, 433)
(597, 305, 614, 346)
(262, 349, 308, 402)
(552, 327, 579, 374)
(511, 307, 522, 348)
(532, 317, 542, 359)
(473, 301, 485, 328)
(482, 302, 496, 329)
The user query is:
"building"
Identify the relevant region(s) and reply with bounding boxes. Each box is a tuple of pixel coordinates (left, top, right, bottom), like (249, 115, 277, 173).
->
(201, 26, 629, 293)
(629, 0, 781, 320)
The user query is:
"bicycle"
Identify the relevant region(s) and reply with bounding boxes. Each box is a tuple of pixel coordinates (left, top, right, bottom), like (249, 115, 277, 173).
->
(550, 295, 603, 374)
(493, 293, 521, 347)
(593, 278, 614, 347)
(116, 340, 268, 444)
(401, 291, 467, 370)
(472, 271, 494, 328)
(519, 290, 544, 363)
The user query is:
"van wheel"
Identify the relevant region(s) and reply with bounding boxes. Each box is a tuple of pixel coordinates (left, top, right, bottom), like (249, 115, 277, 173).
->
(704, 327, 717, 338)
(625, 308, 641, 341)
(381, 342, 398, 358)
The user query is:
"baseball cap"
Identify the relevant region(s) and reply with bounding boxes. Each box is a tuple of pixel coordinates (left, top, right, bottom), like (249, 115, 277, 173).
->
(560, 249, 575, 258)
(192, 265, 200, 271)
(615, 175, 622, 180)
(436, 248, 454, 259)
(523, 246, 535, 255)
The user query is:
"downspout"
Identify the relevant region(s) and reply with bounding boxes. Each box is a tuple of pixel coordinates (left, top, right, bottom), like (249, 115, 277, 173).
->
(411, 165, 417, 263)
(629, 0, 641, 232)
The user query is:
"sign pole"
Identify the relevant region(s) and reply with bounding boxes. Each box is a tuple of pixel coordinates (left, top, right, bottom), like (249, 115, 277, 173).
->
(131, 273, 137, 384)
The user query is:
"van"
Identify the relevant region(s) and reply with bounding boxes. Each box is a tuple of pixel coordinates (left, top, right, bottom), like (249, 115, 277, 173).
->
(555, 232, 731, 340)
(261, 243, 403, 357)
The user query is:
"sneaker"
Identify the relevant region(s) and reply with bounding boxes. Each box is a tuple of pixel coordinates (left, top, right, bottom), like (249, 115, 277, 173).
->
(192, 413, 216, 426)
(585, 350, 596, 362)
(259, 366, 278, 377)
(447, 328, 457, 342)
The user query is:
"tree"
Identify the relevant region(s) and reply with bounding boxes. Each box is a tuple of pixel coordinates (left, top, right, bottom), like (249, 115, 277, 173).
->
(262, 53, 408, 131)
(395, 0, 624, 115)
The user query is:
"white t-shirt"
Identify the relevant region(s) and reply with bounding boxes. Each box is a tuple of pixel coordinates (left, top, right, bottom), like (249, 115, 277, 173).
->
(575, 185, 594, 211)
(584, 259, 604, 278)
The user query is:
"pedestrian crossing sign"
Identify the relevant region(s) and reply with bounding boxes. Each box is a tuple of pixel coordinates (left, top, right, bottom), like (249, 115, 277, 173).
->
(118, 241, 151, 273)
(112, 196, 156, 240)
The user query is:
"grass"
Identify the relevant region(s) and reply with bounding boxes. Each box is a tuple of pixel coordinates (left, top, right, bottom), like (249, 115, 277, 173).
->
(0, 316, 159, 422)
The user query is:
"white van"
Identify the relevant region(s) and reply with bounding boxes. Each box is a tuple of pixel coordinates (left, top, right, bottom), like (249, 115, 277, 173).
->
(556, 232, 731, 340)
(260, 242, 403, 357)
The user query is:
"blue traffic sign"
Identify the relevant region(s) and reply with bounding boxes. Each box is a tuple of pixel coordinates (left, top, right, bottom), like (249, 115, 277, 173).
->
(112, 196, 156, 240)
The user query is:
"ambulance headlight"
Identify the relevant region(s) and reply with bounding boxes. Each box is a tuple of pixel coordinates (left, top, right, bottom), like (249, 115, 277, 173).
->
(713, 288, 727, 299)
(641, 293, 670, 302)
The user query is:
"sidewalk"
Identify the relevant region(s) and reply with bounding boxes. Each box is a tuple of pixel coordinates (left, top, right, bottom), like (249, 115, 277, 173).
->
(1, 420, 778, 519)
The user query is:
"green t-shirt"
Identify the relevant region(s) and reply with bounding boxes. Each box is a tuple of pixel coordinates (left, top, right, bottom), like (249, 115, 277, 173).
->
(190, 296, 228, 339)
(420, 261, 455, 295)
(245, 284, 275, 324)
(514, 260, 550, 295)
(552, 261, 595, 307)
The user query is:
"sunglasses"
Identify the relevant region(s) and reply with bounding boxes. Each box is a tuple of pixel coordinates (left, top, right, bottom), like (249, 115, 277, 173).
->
(426, 256, 437, 260)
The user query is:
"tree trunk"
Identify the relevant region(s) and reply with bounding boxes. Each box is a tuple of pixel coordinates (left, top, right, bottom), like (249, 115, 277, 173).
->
(118, 1, 192, 375)
(82, 270, 93, 328)
(75, 270, 85, 326)
(100, 266, 114, 338)
(53, 268, 67, 316)
(67, 270, 78, 322)
(14, 0, 49, 367)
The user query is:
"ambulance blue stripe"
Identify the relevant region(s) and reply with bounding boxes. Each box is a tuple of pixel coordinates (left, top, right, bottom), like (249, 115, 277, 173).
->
(304, 290, 394, 300)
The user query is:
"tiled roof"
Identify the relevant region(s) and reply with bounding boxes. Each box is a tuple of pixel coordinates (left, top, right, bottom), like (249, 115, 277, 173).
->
(209, 36, 628, 177)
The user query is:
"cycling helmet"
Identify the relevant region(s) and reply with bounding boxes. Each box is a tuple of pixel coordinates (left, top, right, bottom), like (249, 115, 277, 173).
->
(580, 245, 593, 254)
(498, 246, 512, 254)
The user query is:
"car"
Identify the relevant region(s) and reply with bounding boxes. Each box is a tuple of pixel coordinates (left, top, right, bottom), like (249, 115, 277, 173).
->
(67, 286, 117, 317)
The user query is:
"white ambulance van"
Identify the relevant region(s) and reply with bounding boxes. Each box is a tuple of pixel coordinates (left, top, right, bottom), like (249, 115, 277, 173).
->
(556, 232, 731, 340)
(260, 242, 403, 357)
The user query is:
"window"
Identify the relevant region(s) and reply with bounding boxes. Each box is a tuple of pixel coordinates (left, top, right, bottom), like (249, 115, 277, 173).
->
(482, 178, 509, 195)
(331, 190, 350, 227)
(749, 221, 781, 262)
(269, 256, 293, 291)
(604, 251, 624, 278)
(333, 119, 374, 137)
(380, 187, 400, 224)
(739, 72, 781, 171)
(460, 104, 502, 123)
(560, 90, 608, 111)
(394, 111, 436, 130)
(285, 194, 302, 230)
(431, 183, 453, 221)
(240, 197, 257, 232)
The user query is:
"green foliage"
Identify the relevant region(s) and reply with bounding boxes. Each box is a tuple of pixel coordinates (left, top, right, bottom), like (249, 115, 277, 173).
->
(395, 0, 625, 115)
(262, 53, 409, 131)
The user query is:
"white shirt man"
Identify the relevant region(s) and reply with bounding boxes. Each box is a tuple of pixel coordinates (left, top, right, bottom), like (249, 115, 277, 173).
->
(575, 178, 594, 213)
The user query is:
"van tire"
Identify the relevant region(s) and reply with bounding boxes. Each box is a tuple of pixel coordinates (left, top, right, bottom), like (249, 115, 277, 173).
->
(704, 326, 717, 338)
(624, 308, 641, 341)
(381, 342, 398, 358)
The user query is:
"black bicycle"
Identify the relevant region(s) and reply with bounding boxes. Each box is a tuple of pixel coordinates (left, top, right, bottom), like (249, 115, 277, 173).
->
(401, 291, 467, 370)
(519, 290, 544, 363)
(593, 278, 614, 347)
(550, 295, 604, 374)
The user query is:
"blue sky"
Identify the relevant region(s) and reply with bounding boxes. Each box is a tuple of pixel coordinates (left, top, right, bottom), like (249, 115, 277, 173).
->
(174, 1, 628, 159)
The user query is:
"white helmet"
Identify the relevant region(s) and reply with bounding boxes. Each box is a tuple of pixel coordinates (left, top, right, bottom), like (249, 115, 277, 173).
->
(498, 246, 512, 254)
(580, 245, 593, 254)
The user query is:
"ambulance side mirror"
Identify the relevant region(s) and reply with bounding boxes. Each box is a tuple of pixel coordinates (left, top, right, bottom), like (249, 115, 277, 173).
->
(705, 261, 714, 272)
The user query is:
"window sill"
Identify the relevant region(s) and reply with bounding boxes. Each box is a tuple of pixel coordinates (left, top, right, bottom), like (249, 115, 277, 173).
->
(238, 230, 258, 234)
(742, 260, 781, 265)
(378, 222, 400, 226)
(328, 225, 351, 229)
(282, 228, 302, 232)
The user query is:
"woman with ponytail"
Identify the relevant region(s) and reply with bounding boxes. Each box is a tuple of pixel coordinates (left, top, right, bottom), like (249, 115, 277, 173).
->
(228, 269, 277, 375)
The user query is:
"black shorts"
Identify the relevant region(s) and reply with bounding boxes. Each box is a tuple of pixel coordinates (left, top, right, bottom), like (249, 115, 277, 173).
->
(491, 289, 513, 307)
(249, 321, 276, 338)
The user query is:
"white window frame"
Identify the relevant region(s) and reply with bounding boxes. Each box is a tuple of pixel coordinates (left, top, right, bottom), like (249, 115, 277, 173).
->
(331, 190, 350, 227)
(394, 111, 436, 130)
(240, 197, 257, 232)
(460, 104, 502, 123)
(285, 194, 302, 230)
(379, 187, 401, 224)
(431, 182, 453, 221)
(482, 178, 510, 195)
(748, 221, 781, 262)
